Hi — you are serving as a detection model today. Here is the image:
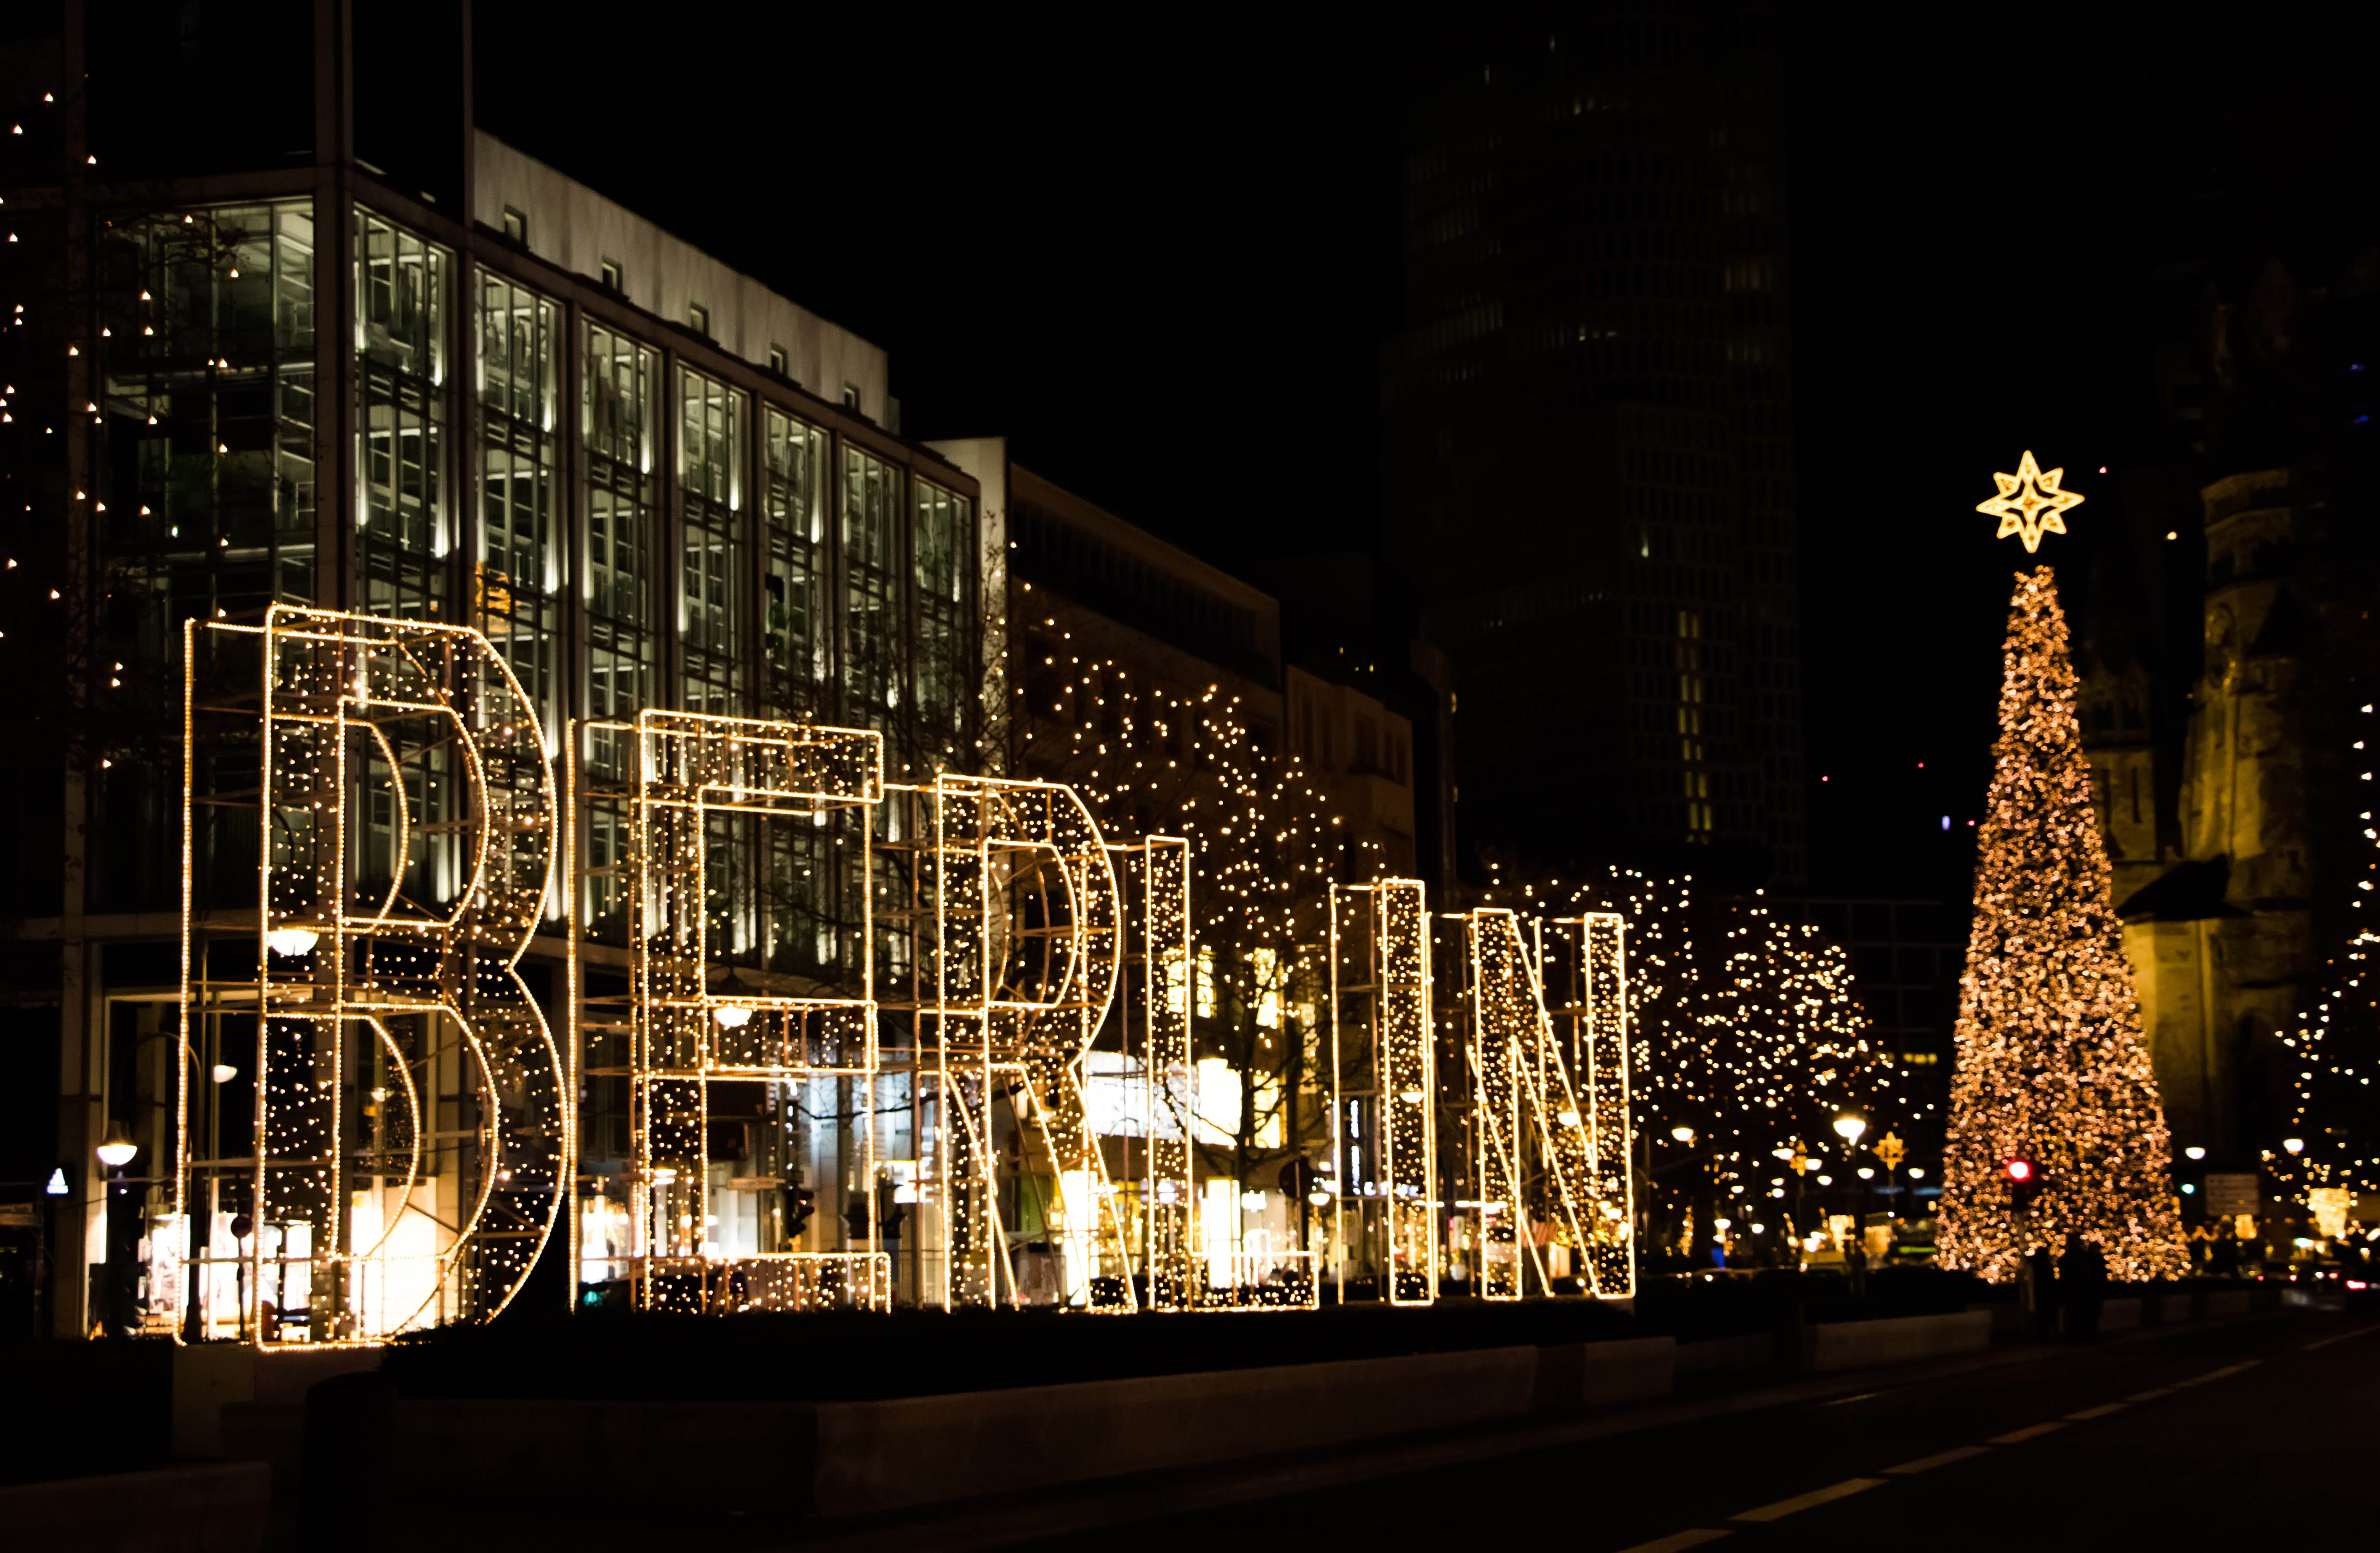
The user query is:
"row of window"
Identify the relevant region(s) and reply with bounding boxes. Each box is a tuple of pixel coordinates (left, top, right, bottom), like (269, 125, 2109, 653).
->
(348, 207, 975, 760)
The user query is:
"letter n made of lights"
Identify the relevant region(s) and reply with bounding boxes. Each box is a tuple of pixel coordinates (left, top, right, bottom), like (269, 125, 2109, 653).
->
(178, 606, 566, 1345)
(1459, 910, 1635, 1300)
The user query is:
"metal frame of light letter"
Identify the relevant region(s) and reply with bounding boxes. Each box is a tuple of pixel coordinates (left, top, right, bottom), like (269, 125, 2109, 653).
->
(601, 710, 888, 1314)
(1542, 912, 1635, 1298)
(177, 606, 566, 1346)
(1328, 879, 1437, 1305)
(925, 774, 1133, 1310)
(1126, 836, 1196, 1311)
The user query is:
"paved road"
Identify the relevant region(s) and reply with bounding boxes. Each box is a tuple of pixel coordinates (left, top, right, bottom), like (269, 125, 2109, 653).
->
(1044, 1310, 2380, 1551)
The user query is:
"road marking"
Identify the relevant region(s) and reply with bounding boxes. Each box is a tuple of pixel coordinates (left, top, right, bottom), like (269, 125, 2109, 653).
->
(1817, 1390, 1889, 1407)
(2066, 1403, 2128, 1420)
(1730, 1479, 1887, 1523)
(2303, 1323, 2380, 1352)
(2125, 1388, 2174, 1401)
(1613, 1531, 1732, 1553)
(2173, 1360, 2260, 1387)
(1988, 1422, 2067, 1444)
(1884, 1446, 1991, 1474)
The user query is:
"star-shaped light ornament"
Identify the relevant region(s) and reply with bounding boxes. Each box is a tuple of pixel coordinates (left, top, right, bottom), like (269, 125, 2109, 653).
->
(1976, 450, 2085, 553)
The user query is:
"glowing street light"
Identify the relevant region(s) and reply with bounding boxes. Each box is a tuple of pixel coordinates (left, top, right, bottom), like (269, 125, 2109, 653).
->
(94, 1124, 139, 1170)
(1832, 1114, 1867, 1145)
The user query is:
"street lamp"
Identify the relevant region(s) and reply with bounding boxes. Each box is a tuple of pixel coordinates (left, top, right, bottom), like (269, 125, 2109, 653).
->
(2185, 1146, 2206, 1161)
(2283, 1138, 2305, 1156)
(1832, 1114, 1867, 1146)
(1671, 1125, 1695, 1145)
(95, 1124, 138, 1170)
(95, 1125, 140, 1338)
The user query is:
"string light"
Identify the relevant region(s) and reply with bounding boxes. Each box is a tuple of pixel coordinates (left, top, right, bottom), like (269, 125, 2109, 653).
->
(2272, 699, 2380, 1229)
(179, 607, 567, 1346)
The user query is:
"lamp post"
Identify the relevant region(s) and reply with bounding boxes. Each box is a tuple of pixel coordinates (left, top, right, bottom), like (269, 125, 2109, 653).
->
(1832, 1114, 1868, 1290)
(95, 1124, 139, 1339)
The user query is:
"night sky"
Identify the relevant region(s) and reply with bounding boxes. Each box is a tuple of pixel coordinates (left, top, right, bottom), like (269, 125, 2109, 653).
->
(476, 5, 2374, 904)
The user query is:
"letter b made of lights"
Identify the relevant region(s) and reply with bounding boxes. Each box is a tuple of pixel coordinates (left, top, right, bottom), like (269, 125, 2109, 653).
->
(178, 607, 567, 1345)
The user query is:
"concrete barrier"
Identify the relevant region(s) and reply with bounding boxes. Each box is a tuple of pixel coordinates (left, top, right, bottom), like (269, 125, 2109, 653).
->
(810, 1344, 1542, 1515)
(1674, 1332, 1771, 1375)
(1807, 1310, 1992, 1373)
(1578, 1336, 1676, 1407)
(2204, 1289, 2251, 1316)
(2100, 1297, 2142, 1331)
(174, 1344, 380, 1457)
(0, 1461, 270, 1553)
(379, 1339, 1678, 1518)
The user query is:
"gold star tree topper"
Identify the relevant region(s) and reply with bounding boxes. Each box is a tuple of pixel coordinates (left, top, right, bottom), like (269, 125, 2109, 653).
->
(1976, 450, 2085, 552)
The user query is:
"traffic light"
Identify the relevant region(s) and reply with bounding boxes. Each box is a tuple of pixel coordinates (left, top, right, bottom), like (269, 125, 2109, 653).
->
(787, 1184, 816, 1239)
(2005, 1157, 2043, 1211)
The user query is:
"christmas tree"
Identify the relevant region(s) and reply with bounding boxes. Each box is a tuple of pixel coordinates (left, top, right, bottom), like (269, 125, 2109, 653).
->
(2274, 699, 2380, 1223)
(1937, 565, 2189, 1281)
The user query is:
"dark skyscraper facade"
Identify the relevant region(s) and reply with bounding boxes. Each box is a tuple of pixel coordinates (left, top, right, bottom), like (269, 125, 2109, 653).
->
(1383, 6, 1803, 883)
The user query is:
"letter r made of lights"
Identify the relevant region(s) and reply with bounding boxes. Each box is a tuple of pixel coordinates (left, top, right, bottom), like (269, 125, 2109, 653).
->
(927, 774, 1137, 1311)
(179, 607, 567, 1346)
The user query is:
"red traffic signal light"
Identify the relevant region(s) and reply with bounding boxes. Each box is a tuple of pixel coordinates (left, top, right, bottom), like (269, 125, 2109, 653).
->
(2005, 1159, 2034, 1183)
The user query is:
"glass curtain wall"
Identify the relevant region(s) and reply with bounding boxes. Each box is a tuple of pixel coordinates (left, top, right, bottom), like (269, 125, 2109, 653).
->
(97, 201, 317, 912)
(477, 272, 562, 752)
(912, 480, 974, 766)
(840, 446, 903, 733)
(355, 211, 448, 620)
(355, 211, 457, 906)
(679, 367, 744, 716)
(762, 408, 833, 976)
(584, 323, 657, 780)
(762, 408, 827, 716)
(583, 323, 659, 940)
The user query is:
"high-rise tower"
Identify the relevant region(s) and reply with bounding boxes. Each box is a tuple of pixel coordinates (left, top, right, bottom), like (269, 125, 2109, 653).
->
(1383, 5, 1802, 882)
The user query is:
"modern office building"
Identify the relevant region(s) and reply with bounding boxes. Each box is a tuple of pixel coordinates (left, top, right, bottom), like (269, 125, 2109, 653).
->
(1381, 5, 1804, 884)
(0, 8, 987, 1334)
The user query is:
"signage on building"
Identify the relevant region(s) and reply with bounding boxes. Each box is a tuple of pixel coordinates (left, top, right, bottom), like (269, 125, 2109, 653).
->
(2202, 1173, 2259, 1218)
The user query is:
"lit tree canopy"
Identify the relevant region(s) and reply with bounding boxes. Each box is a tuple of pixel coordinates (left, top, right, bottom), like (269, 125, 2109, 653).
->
(2274, 699, 2380, 1203)
(1479, 861, 1898, 1204)
(1937, 568, 2187, 1282)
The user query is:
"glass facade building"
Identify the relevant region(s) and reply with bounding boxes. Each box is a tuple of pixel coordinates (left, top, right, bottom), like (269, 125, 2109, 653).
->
(0, 16, 984, 1334)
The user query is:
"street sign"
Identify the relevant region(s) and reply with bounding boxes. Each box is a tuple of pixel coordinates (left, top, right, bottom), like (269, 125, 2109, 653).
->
(2203, 1173, 2259, 1218)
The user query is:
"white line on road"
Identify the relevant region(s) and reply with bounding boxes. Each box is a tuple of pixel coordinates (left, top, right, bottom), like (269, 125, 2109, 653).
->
(1612, 1530, 1732, 1553)
(2066, 1403, 2128, 1420)
(2173, 1360, 2261, 1387)
(1989, 1422, 2067, 1444)
(1730, 1478, 1887, 1523)
(1884, 1446, 1991, 1474)
(2126, 1388, 2175, 1401)
(1816, 1389, 1890, 1407)
(2302, 1323, 2380, 1352)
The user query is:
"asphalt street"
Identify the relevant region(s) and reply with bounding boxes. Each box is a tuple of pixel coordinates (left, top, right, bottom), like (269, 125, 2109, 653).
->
(1039, 1310, 2380, 1551)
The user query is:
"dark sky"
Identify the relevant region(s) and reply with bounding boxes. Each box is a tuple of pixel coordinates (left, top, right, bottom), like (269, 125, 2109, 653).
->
(475, 4, 2373, 902)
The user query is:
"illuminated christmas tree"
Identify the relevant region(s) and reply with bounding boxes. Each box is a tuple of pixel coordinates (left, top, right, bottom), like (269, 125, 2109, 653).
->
(2273, 699, 2380, 1226)
(1937, 542, 2188, 1282)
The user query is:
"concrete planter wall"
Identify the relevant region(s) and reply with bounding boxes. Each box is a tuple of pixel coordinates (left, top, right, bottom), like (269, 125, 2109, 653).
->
(0, 1462, 270, 1553)
(1806, 1310, 1992, 1372)
(2099, 1297, 2142, 1331)
(369, 1339, 1677, 1519)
